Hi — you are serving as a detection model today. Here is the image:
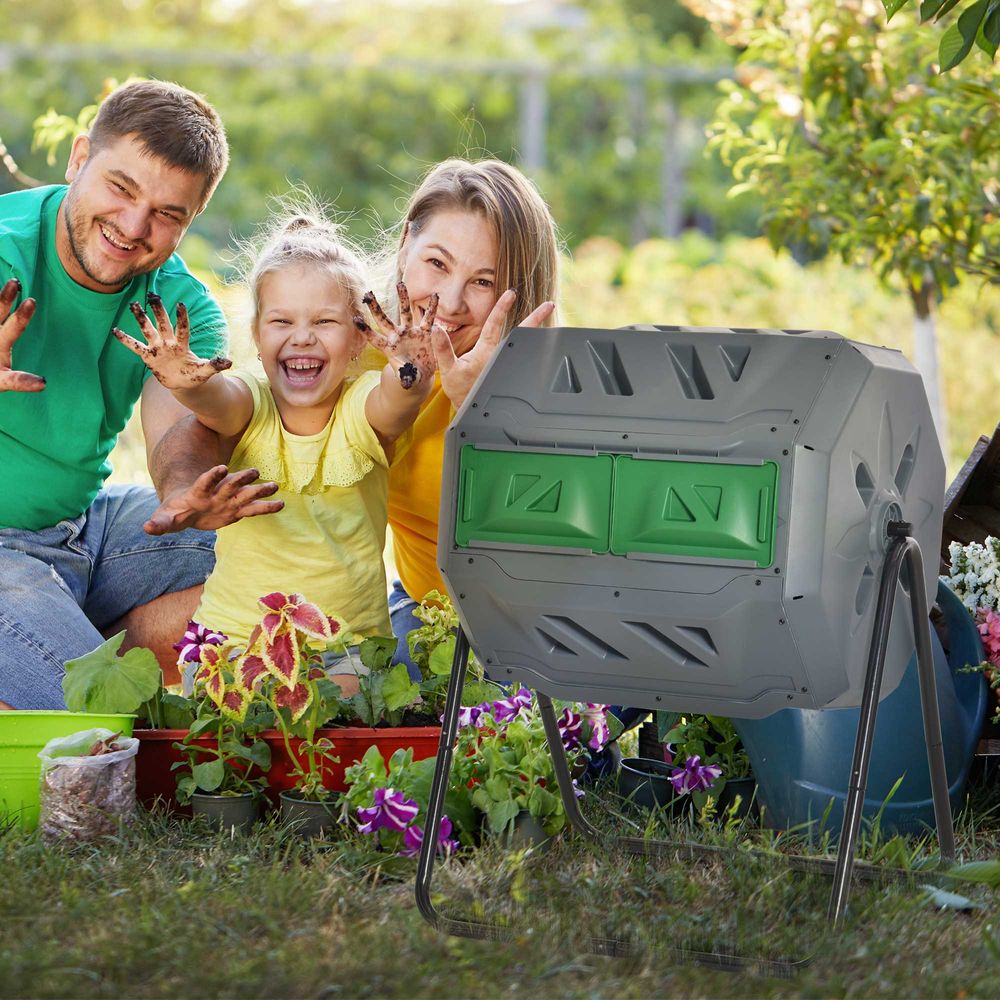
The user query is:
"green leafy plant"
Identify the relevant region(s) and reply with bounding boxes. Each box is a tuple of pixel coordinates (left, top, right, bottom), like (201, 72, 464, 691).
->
(62, 630, 164, 721)
(882, 0, 1000, 71)
(346, 688, 620, 848)
(404, 590, 503, 717)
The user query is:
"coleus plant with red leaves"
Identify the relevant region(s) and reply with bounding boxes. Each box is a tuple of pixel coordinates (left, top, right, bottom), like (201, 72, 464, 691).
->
(184, 592, 353, 800)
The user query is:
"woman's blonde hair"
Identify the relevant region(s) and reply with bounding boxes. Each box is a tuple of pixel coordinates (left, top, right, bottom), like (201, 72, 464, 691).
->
(394, 158, 560, 335)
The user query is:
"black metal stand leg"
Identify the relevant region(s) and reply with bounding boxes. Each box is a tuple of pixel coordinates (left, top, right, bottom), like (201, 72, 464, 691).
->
(904, 539, 956, 862)
(829, 526, 956, 925)
(415, 629, 513, 941)
(536, 690, 603, 839)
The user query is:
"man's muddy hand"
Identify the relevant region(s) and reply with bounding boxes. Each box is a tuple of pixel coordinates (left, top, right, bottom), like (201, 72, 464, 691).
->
(144, 465, 284, 536)
(0, 278, 44, 393)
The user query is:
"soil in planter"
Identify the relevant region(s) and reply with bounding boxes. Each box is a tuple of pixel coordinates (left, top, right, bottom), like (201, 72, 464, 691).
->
(372, 710, 440, 729)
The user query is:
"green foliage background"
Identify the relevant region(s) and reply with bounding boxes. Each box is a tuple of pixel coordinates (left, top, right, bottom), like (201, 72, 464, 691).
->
(1, 0, 996, 478)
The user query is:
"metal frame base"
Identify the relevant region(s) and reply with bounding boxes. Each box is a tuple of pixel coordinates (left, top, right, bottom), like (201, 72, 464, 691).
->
(415, 527, 955, 973)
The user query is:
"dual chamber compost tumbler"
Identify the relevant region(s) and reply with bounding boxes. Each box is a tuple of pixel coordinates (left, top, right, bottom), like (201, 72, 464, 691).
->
(415, 323, 969, 970)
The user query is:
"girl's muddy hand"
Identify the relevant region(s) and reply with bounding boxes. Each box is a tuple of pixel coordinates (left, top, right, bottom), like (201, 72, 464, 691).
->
(112, 294, 231, 389)
(353, 282, 439, 389)
(0, 278, 44, 393)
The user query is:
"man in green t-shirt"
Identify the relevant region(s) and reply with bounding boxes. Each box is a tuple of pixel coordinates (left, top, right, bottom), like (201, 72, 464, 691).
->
(0, 80, 279, 710)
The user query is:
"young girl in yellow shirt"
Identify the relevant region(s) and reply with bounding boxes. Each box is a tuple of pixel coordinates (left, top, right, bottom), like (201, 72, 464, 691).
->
(114, 211, 437, 692)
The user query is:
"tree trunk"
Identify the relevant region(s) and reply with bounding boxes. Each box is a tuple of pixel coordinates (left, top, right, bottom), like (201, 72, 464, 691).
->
(909, 279, 948, 454)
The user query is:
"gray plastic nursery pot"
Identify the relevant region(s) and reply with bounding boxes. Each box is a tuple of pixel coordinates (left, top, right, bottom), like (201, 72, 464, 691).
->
(616, 756, 681, 811)
(279, 790, 341, 838)
(190, 792, 258, 833)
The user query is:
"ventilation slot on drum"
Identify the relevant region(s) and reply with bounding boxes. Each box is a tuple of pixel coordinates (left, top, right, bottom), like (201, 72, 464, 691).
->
(586, 341, 633, 397)
(719, 344, 751, 382)
(895, 440, 916, 497)
(550, 355, 582, 394)
(621, 620, 710, 669)
(538, 615, 628, 660)
(855, 461, 875, 508)
(666, 344, 714, 400)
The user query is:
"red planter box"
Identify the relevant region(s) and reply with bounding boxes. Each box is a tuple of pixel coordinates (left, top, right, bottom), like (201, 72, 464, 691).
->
(135, 726, 442, 810)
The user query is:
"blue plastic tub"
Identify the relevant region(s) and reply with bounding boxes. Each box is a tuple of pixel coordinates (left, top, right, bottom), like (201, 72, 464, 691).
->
(735, 580, 987, 838)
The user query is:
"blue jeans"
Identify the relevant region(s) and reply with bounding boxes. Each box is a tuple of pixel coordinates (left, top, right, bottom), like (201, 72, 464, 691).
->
(388, 579, 424, 682)
(0, 485, 215, 710)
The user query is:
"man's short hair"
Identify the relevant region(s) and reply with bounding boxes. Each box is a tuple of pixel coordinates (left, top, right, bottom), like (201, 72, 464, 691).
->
(88, 79, 229, 207)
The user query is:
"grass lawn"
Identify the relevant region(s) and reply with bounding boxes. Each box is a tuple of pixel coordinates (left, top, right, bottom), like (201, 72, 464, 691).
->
(3, 772, 1000, 999)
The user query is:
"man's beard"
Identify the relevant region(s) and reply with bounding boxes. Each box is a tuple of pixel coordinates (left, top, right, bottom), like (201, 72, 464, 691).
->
(62, 188, 151, 290)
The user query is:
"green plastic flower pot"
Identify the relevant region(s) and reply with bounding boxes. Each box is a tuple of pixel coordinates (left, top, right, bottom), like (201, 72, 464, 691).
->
(0, 711, 135, 831)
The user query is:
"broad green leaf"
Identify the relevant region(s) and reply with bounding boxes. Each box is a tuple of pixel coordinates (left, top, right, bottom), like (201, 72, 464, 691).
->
(358, 635, 396, 673)
(428, 635, 457, 676)
(977, 3, 1000, 54)
(884, 0, 912, 19)
(175, 774, 197, 803)
(929, 0, 966, 20)
(921, 885, 984, 911)
(245, 740, 272, 770)
(62, 631, 161, 714)
(485, 797, 520, 834)
(939, 0, 989, 69)
(656, 711, 681, 743)
(348, 690, 376, 727)
(160, 693, 196, 730)
(188, 716, 219, 739)
(192, 757, 225, 792)
(382, 663, 420, 712)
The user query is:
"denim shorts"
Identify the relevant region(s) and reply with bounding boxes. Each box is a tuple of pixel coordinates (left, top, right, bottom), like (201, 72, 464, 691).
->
(388, 579, 424, 682)
(0, 485, 215, 709)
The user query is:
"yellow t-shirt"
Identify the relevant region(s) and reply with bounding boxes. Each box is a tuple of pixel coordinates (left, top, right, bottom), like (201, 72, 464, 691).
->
(195, 369, 391, 645)
(388, 374, 453, 603)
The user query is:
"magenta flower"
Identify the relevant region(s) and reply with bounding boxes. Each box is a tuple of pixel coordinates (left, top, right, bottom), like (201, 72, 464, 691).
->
(669, 754, 722, 795)
(172, 620, 228, 666)
(457, 704, 486, 728)
(356, 787, 419, 834)
(581, 703, 611, 751)
(558, 707, 584, 751)
(491, 687, 533, 723)
(978, 610, 1000, 666)
(400, 815, 459, 857)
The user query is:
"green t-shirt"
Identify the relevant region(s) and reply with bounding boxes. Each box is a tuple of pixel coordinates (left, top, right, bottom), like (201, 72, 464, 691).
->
(0, 185, 227, 530)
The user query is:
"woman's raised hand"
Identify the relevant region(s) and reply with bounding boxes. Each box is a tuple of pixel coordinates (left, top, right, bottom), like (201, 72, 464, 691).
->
(0, 278, 44, 393)
(112, 293, 232, 390)
(353, 282, 438, 390)
(432, 289, 556, 409)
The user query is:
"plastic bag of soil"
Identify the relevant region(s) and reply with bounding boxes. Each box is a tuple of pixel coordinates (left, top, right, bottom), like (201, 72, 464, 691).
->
(38, 728, 139, 843)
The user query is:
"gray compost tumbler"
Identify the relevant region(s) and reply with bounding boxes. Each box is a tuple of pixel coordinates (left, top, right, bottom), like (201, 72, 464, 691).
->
(416, 324, 955, 967)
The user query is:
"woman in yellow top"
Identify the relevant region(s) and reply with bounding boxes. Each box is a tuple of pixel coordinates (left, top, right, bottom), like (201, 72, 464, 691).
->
(114, 209, 440, 692)
(376, 159, 560, 675)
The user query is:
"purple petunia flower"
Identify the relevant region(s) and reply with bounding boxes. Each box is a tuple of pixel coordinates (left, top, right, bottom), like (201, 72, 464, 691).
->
(356, 787, 420, 834)
(558, 707, 584, 751)
(581, 703, 611, 751)
(491, 687, 533, 723)
(172, 620, 227, 667)
(400, 815, 459, 857)
(669, 755, 722, 795)
(457, 704, 486, 728)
